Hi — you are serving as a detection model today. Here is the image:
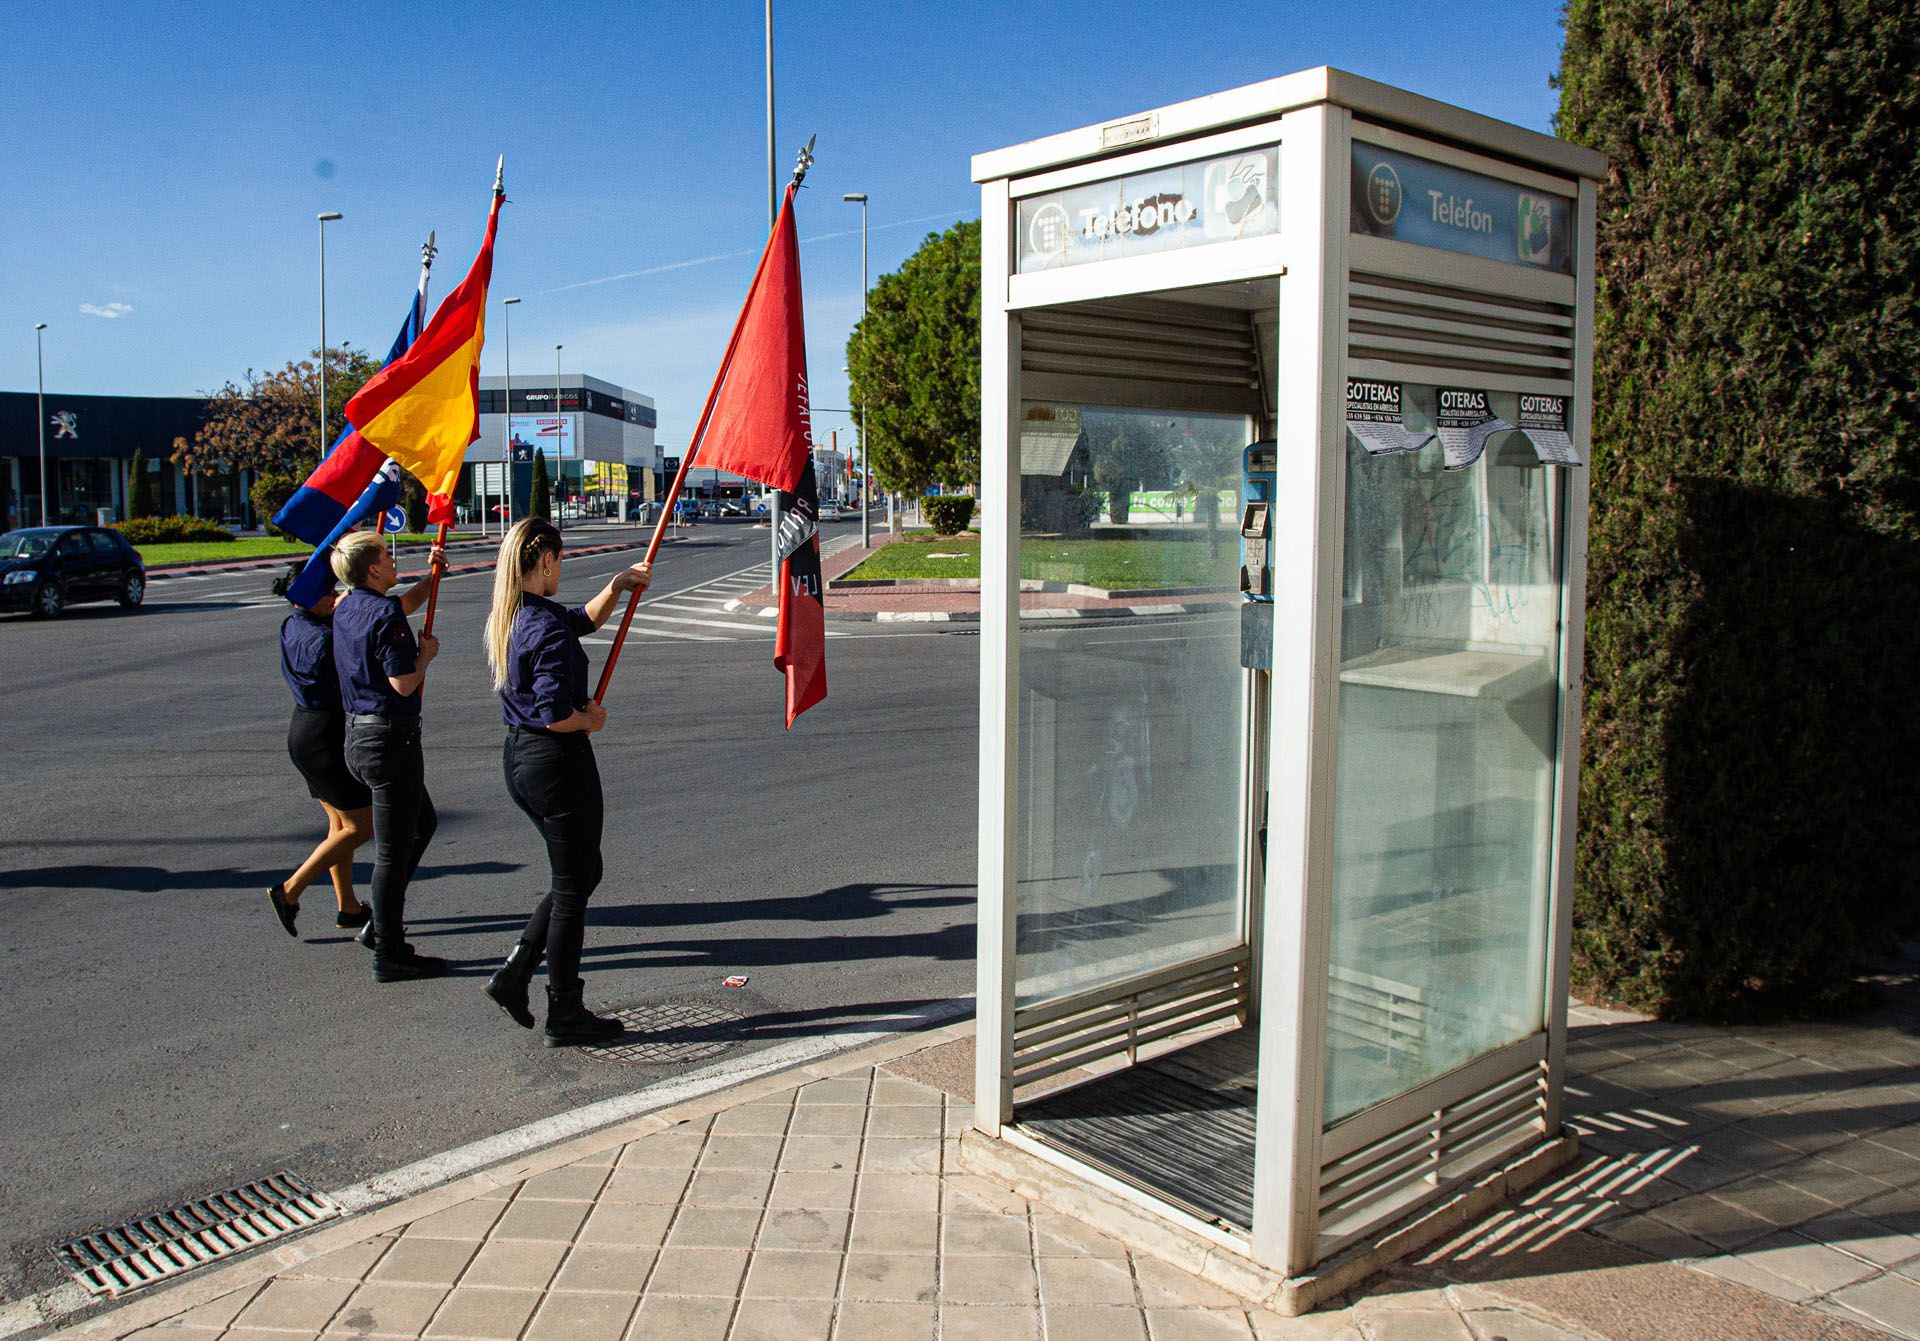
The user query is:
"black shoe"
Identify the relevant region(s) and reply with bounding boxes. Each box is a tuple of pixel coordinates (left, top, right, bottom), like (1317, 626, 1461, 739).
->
(374, 944, 447, 983)
(355, 921, 378, 950)
(484, 943, 542, 1029)
(543, 982, 623, 1048)
(336, 906, 371, 931)
(267, 884, 299, 938)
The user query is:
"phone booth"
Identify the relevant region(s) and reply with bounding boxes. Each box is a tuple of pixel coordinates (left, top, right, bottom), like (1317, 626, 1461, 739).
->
(966, 68, 1604, 1311)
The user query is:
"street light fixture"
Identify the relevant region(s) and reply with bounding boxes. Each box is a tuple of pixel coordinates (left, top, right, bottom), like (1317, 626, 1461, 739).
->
(317, 212, 344, 460)
(554, 343, 564, 533)
(843, 192, 872, 547)
(501, 297, 521, 533)
(34, 323, 48, 525)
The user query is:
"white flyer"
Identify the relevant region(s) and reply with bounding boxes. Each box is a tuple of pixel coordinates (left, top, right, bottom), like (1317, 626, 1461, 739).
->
(1345, 378, 1432, 455)
(1435, 387, 1513, 471)
(1516, 393, 1584, 466)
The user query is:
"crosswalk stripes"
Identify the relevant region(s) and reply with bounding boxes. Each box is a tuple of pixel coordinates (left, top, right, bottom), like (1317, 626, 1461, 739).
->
(581, 538, 859, 645)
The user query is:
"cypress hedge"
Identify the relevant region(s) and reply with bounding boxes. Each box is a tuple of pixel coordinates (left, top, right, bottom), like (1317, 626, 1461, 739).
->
(1556, 0, 1920, 1017)
(530, 449, 551, 522)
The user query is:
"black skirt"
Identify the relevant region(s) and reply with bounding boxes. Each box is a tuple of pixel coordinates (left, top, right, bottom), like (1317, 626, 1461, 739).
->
(288, 707, 372, 810)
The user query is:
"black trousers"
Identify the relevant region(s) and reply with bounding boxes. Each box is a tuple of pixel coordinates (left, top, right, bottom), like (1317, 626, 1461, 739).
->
(344, 716, 438, 954)
(503, 728, 604, 986)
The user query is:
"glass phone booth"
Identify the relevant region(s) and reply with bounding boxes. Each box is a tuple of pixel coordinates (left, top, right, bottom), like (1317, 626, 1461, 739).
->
(966, 69, 1604, 1310)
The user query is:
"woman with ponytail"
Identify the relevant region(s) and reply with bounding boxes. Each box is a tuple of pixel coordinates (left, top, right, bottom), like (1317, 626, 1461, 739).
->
(483, 518, 651, 1046)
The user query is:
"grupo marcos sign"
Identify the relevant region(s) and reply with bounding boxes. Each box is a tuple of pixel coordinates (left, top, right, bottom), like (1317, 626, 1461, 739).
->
(1350, 143, 1574, 275)
(1016, 146, 1279, 274)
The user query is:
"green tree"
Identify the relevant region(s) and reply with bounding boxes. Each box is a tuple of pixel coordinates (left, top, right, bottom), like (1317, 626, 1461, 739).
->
(530, 448, 551, 522)
(250, 470, 302, 537)
(1557, 0, 1920, 1017)
(172, 345, 379, 481)
(128, 450, 157, 519)
(401, 474, 429, 533)
(846, 219, 980, 496)
(1086, 411, 1175, 523)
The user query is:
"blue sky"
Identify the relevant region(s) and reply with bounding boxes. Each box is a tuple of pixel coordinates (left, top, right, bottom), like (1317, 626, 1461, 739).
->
(0, 1, 1572, 453)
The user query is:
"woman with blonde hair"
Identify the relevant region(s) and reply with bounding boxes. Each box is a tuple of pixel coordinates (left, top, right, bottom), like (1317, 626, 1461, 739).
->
(482, 518, 651, 1045)
(331, 528, 447, 982)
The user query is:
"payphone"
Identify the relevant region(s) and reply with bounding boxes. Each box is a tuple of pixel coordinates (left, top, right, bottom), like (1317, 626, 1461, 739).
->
(1240, 441, 1276, 669)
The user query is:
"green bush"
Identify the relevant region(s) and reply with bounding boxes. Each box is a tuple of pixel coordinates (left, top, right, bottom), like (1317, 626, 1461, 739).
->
(530, 449, 551, 522)
(922, 494, 975, 535)
(1020, 488, 1100, 535)
(115, 515, 234, 544)
(250, 469, 302, 539)
(1558, 0, 1920, 1018)
(128, 451, 158, 519)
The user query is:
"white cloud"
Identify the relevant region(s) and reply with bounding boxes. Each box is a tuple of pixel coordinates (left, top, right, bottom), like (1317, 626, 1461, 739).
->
(80, 301, 133, 319)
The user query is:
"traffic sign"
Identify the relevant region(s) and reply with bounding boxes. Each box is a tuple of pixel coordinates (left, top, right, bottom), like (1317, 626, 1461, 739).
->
(383, 506, 406, 533)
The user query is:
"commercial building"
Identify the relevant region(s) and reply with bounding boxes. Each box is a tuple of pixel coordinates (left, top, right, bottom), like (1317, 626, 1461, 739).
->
(0, 391, 225, 530)
(469, 374, 657, 522)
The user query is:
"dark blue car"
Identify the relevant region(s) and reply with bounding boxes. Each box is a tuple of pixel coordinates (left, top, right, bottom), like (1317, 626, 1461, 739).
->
(0, 526, 146, 618)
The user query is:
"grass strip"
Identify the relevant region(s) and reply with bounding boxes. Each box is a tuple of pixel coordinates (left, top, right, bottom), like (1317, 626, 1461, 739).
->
(843, 534, 1235, 589)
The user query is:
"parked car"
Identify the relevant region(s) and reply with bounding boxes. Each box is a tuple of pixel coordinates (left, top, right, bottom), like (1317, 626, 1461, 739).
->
(0, 526, 146, 618)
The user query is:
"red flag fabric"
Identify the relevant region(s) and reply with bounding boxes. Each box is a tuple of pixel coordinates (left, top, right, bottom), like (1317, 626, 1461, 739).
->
(693, 183, 825, 726)
(694, 184, 812, 494)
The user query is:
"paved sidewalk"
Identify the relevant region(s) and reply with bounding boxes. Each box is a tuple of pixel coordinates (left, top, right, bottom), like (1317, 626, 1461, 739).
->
(68, 956, 1920, 1340)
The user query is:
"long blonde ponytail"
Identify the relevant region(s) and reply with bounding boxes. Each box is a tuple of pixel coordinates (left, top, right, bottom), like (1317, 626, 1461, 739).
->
(485, 518, 562, 693)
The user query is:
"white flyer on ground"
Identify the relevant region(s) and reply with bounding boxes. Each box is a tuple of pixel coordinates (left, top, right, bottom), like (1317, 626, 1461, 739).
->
(1435, 387, 1513, 471)
(1516, 393, 1584, 466)
(1345, 378, 1432, 455)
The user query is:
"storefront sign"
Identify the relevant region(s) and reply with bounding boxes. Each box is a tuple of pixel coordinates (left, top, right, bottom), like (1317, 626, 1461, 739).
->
(1016, 146, 1279, 273)
(1435, 387, 1514, 471)
(1345, 379, 1431, 455)
(1516, 393, 1583, 466)
(1350, 145, 1574, 275)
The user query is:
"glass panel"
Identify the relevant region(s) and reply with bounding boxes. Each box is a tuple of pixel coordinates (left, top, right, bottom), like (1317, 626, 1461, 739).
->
(1016, 404, 1249, 1005)
(1325, 386, 1562, 1123)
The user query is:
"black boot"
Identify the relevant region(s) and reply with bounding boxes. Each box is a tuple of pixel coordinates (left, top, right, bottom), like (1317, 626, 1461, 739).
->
(355, 920, 378, 950)
(267, 884, 299, 937)
(483, 943, 542, 1029)
(373, 941, 447, 983)
(543, 981, 623, 1048)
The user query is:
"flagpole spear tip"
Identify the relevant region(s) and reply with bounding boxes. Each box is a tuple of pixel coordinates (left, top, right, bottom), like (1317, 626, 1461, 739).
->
(422, 229, 438, 269)
(495, 155, 506, 195)
(792, 135, 817, 186)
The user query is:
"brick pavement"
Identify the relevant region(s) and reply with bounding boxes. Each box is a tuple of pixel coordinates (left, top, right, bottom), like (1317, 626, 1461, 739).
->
(68, 951, 1920, 1340)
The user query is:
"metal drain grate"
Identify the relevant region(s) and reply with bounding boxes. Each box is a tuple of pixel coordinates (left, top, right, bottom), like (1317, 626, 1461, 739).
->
(582, 998, 750, 1065)
(55, 1171, 343, 1297)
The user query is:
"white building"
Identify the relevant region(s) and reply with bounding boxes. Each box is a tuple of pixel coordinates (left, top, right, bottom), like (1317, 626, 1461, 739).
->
(466, 373, 657, 519)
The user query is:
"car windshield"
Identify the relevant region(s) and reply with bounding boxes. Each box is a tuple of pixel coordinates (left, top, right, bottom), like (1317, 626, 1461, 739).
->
(0, 531, 55, 560)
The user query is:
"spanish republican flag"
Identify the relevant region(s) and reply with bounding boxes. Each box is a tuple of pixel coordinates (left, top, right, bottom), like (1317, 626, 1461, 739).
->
(345, 182, 502, 524)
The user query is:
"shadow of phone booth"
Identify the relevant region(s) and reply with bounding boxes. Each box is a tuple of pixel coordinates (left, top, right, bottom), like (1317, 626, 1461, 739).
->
(966, 69, 1605, 1313)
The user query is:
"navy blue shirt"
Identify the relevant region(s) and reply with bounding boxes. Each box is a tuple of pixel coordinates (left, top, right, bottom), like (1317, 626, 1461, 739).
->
(501, 594, 594, 730)
(279, 609, 341, 713)
(332, 587, 421, 717)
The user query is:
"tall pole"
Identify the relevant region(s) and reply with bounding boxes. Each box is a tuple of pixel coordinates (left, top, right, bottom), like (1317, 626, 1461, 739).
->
(765, 0, 780, 586)
(555, 344, 564, 533)
(503, 297, 520, 531)
(317, 212, 342, 462)
(34, 323, 47, 525)
(844, 192, 870, 548)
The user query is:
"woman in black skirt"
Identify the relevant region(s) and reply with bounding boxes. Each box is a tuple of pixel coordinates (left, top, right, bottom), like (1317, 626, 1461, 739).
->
(266, 564, 373, 939)
(481, 518, 650, 1046)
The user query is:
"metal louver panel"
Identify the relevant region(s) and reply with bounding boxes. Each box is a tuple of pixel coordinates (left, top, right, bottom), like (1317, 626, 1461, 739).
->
(1316, 1061, 1546, 1252)
(1347, 271, 1575, 387)
(1022, 300, 1261, 392)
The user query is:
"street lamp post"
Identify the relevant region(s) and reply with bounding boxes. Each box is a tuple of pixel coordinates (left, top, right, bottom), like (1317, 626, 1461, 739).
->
(316, 212, 343, 459)
(555, 344, 564, 534)
(843, 192, 870, 549)
(34, 323, 48, 525)
(502, 297, 521, 532)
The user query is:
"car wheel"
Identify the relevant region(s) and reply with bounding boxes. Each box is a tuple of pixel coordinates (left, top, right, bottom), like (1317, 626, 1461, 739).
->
(32, 581, 63, 619)
(118, 573, 146, 608)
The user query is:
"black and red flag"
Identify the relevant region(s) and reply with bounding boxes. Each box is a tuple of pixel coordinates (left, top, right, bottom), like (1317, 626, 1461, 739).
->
(681, 180, 827, 727)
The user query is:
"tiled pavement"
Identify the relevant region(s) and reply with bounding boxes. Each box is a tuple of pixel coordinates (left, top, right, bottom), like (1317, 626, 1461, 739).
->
(78, 958, 1920, 1340)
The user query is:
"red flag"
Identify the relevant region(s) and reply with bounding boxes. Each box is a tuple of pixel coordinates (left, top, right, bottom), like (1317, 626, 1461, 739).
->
(696, 183, 826, 726)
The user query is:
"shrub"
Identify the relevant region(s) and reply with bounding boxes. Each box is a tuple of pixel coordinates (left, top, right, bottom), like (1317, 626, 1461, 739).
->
(1020, 488, 1100, 535)
(922, 494, 975, 535)
(128, 451, 158, 519)
(530, 449, 551, 522)
(115, 515, 235, 544)
(250, 469, 302, 539)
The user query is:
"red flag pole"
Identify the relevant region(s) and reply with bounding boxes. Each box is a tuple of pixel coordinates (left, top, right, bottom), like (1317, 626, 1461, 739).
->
(592, 308, 755, 705)
(421, 521, 451, 636)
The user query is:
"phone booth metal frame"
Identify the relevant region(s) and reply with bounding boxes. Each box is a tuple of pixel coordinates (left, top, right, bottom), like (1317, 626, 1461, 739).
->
(967, 68, 1605, 1308)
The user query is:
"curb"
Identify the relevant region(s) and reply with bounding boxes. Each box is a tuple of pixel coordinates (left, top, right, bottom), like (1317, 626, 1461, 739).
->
(146, 535, 665, 585)
(722, 596, 1230, 625)
(24, 1006, 976, 1341)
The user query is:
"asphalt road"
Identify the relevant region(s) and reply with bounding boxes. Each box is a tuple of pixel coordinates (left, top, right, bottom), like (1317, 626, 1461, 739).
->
(0, 518, 980, 1306)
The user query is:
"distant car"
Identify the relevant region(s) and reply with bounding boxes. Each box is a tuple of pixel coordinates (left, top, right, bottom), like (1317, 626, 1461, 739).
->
(818, 501, 843, 520)
(717, 499, 746, 517)
(0, 526, 146, 618)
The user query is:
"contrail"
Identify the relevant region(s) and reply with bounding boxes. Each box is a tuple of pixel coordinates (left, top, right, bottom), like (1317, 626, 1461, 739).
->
(532, 208, 974, 296)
